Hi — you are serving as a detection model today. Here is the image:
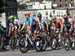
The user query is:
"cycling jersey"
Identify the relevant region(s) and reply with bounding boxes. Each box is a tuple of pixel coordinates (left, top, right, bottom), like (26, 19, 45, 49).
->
(9, 23, 14, 27)
(63, 17, 72, 32)
(44, 16, 51, 25)
(72, 19, 75, 26)
(63, 17, 69, 24)
(54, 19, 62, 26)
(23, 16, 34, 25)
(35, 18, 45, 31)
(23, 16, 36, 33)
(53, 18, 62, 32)
(63, 17, 72, 24)
(47, 19, 52, 25)
(14, 19, 19, 25)
(9, 22, 16, 33)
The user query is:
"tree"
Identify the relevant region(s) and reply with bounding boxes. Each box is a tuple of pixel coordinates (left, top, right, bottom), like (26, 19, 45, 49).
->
(0, 0, 4, 17)
(0, 0, 4, 13)
(17, 3, 27, 10)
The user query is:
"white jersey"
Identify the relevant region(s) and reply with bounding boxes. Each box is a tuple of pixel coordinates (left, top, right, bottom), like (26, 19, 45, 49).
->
(36, 18, 44, 26)
(69, 18, 72, 24)
(14, 19, 19, 25)
(36, 18, 45, 30)
(14, 19, 19, 30)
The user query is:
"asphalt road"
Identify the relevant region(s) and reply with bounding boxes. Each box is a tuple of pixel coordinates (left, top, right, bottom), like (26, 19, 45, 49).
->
(0, 48, 75, 56)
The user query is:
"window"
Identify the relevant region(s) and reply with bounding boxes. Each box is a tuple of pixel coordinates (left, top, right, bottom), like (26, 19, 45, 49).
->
(61, 12, 63, 17)
(50, 13, 52, 17)
(42, 0, 44, 1)
(54, 0, 56, 2)
(57, 12, 59, 17)
(71, 4, 73, 7)
(59, 0, 61, 2)
(65, 4, 67, 7)
(53, 10, 55, 14)
(28, 5, 32, 9)
(65, 0, 67, 1)
(59, 4, 61, 7)
(44, 5, 46, 9)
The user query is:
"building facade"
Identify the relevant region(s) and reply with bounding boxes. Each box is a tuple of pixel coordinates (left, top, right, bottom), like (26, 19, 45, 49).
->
(26, 0, 75, 8)
(68, 8, 75, 18)
(52, 0, 75, 8)
(26, 0, 43, 3)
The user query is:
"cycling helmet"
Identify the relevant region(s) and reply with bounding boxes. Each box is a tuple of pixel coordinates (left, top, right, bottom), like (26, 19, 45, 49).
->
(37, 12, 42, 17)
(14, 16, 17, 19)
(8, 15, 15, 20)
(33, 14, 36, 17)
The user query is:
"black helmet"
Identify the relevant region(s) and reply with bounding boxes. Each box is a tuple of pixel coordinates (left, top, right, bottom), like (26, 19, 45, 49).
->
(33, 14, 36, 17)
(37, 12, 42, 17)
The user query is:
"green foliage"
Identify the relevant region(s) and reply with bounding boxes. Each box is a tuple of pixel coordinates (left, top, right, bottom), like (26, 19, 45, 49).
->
(0, 0, 4, 13)
(17, 3, 27, 10)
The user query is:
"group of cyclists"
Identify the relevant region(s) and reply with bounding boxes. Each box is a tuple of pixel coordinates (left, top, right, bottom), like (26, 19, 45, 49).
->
(0, 11, 75, 36)
(0, 11, 75, 52)
(0, 11, 75, 40)
(14, 11, 75, 34)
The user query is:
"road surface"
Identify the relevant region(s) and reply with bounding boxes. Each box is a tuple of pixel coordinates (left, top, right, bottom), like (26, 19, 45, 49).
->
(0, 49, 75, 56)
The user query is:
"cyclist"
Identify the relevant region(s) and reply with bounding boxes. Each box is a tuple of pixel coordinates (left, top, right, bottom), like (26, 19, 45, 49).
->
(20, 11, 35, 35)
(47, 13, 53, 32)
(63, 14, 72, 32)
(8, 15, 14, 25)
(44, 11, 49, 31)
(14, 16, 19, 30)
(53, 17, 63, 32)
(8, 15, 15, 36)
(37, 12, 47, 31)
(21, 11, 36, 47)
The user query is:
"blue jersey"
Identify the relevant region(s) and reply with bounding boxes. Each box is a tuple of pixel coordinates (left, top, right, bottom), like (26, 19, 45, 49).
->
(23, 16, 34, 25)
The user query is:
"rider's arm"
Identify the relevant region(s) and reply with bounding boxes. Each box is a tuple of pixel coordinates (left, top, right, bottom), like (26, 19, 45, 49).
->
(18, 25, 21, 32)
(51, 21, 56, 32)
(29, 23, 32, 29)
(20, 24, 25, 31)
(9, 26, 11, 35)
(71, 21, 73, 30)
(29, 17, 33, 29)
(45, 21, 48, 31)
(70, 22, 72, 31)
(59, 21, 63, 32)
(20, 18, 26, 31)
